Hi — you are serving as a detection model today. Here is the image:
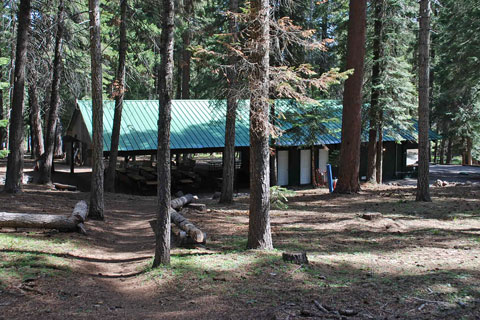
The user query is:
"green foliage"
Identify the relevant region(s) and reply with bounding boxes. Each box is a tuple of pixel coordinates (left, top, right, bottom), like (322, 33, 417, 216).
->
(270, 186, 295, 210)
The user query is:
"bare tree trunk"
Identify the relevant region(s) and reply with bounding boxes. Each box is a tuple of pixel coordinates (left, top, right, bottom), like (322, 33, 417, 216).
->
(28, 75, 44, 159)
(335, 0, 367, 194)
(153, 0, 175, 267)
(366, 0, 384, 184)
(376, 114, 383, 184)
(38, 0, 64, 185)
(416, 0, 431, 202)
(466, 137, 473, 165)
(439, 121, 446, 164)
(220, 0, 239, 204)
(180, 0, 193, 99)
(4, 0, 30, 193)
(247, 0, 273, 250)
(105, 0, 128, 193)
(54, 119, 63, 157)
(446, 137, 453, 164)
(88, 0, 105, 219)
(0, 89, 4, 147)
(270, 104, 277, 187)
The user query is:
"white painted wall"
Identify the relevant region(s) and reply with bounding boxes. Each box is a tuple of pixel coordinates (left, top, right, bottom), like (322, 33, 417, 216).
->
(318, 149, 329, 173)
(300, 149, 311, 184)
(277, 150, 289, 186)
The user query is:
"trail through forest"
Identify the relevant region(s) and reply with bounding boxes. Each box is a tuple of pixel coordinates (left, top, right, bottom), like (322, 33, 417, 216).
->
(1, 161, 480, 319)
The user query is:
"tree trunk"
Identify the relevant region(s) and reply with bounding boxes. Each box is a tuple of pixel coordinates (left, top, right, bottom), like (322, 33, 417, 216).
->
(88, 0, 105, 218)
(247, 0, 273, 250)
(366, 0, 384, 184)
(376, 114, 383, 184)
(28, 76, 44, 159)
(0, 89, 4, 147)
(38, 0, 64, 185)
(311, 146, 317, 188)
(0, 201, 88, 234)
(446, 137, 453, 164)
(4, 0, 30, 193)
(335, 0, 367, 194)
(180, 0, 193, 99)
(54, 119, 63, 157)
(220, 0, 239, 204)
(439, 135, 446, 164)
(153, 0, 175, 267)
(270, 104, 277, 187)
(416, 0, 431, 202)
(105, 0, 128, 193)
(466, 137, 473, 165)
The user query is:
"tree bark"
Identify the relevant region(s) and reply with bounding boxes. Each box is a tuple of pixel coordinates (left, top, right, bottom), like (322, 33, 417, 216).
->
(376, 113, 383, 184)
(335, 0, 367, 194)
(416, 0, 431, 202)
(54, 119, 63, 157)
(88, 0, 105, 218)
(38, 0, 64, 185)
(4, 0, 30, 193)
(466, 137, 473, 165)
(220, 0, 239, 204)
(105, 0, 128, 193)
(366, 0, 384, 184)
(247, 0, 273, 250)
(180, 0, 193, 99)
(153, 0, 175, 267)
(0, 89, 4, 147)
(446, 137, 453, 164)
(0, 201, 88, 234)
(28, 75, 44, 159)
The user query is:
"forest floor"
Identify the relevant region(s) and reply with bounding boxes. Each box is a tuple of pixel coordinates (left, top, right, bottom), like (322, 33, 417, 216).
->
(1, 160, 480, 319)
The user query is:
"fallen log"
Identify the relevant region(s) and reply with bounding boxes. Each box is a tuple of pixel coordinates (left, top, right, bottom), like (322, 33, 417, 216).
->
(149, 209, 206, 244)
(185, 203, 207, 213)
(53, 183, 77, 191)
(170, 209, 205, 243)
(0, 200, 88, 234)
(170, 194, 195, 210)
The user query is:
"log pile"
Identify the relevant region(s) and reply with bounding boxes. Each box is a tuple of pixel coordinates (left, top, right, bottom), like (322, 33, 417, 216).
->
(150, 193, 207, 247)
(0, 201, 88, 234)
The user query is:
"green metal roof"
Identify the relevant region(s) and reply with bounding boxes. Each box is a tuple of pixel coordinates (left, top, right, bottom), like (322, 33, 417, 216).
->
(75, 99, 439, 152)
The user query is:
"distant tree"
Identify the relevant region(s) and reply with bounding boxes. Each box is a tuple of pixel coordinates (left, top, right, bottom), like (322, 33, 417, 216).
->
(247, 0, 273, 250)
(105, 0, 128, 193)
(335, 0, 367, 194)
(366, 0, 385, 184)
(88, 0, 105, 218)
(38, 0, 65, 185)
(153, 0, 175, 267)
(4, 0, 31, 193)
(28, 70, 44, 160)
(219, 0, 239, 204)
(416, 0, 431, 202)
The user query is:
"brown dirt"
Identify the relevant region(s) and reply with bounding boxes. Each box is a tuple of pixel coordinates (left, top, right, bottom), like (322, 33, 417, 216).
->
(1, 160, 480, 319)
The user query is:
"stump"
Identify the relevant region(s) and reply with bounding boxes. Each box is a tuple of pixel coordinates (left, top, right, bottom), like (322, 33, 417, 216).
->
(282, 252, 309, 265)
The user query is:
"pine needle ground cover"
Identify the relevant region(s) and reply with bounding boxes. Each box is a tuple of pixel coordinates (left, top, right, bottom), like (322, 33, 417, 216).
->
(0, 161, 479, 319)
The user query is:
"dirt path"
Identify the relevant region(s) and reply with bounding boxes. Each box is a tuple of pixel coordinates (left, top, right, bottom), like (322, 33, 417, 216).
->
(1, 160, 480, 319)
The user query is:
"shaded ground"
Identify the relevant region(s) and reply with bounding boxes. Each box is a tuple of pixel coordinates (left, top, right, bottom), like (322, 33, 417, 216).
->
(0, 159, 480, 319)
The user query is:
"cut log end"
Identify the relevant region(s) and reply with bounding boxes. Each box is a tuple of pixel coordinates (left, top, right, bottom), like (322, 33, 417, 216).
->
(282, 252, 309, 265)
